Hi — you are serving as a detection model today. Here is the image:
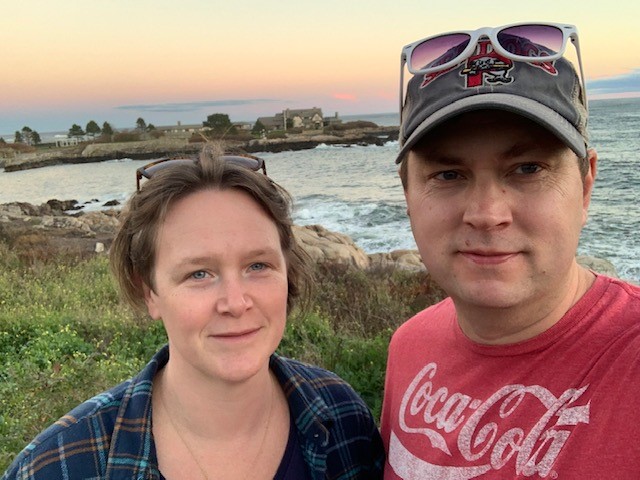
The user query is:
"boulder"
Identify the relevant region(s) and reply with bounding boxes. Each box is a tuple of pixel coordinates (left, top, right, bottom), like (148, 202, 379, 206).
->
(577, 255, 619, 278)
(369, 250, 425, 272)
(293, 225, 370, 269)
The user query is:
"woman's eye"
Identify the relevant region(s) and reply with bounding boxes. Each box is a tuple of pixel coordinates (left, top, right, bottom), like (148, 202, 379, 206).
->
(249, 263, 266, 272)
(191, 270, 208, 280)
(515, 164, 542, 174)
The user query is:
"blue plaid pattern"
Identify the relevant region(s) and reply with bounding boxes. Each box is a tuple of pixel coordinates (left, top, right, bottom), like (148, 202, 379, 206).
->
(3, 345, 384, 479)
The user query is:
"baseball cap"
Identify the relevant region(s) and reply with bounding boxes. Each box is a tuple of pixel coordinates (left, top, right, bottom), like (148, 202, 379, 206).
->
(397, 38, 588, 163)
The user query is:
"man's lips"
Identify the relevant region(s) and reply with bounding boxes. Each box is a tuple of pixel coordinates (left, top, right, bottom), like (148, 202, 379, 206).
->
(459, 250, 519, 265)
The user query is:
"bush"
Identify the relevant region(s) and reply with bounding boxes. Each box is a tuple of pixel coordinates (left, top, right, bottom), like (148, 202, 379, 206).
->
(267, 130, 287, 139)
(312, 263, 446, 336)
(324, 120, 379, 132)
(112, 131, 141, 142)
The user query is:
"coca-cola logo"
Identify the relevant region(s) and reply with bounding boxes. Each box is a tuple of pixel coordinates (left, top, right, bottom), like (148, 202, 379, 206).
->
(389, 363, 590, 479)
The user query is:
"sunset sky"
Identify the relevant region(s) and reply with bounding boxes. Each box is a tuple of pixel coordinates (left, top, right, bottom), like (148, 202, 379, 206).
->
(2, 0, 639, 136)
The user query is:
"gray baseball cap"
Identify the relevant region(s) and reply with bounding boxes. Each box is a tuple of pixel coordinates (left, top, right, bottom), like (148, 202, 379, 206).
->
(396, 40, 588, 164)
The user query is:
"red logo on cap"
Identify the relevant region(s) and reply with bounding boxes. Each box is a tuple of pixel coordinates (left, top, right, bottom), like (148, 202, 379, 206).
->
(460, 40, 513, 87)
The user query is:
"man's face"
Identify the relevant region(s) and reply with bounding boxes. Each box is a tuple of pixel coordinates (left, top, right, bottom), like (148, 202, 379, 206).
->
(404, 111, 596, 328)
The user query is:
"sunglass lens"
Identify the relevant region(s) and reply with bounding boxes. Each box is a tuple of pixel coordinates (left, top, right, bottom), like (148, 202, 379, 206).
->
(223, 155, 262, 171)
(409, 33, 471, 72)
(141, 159, 192, 179)
(497, 24, 564, 57)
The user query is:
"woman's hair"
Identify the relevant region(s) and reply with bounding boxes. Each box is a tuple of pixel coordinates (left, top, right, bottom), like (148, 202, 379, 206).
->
(110, 143, 312, 315)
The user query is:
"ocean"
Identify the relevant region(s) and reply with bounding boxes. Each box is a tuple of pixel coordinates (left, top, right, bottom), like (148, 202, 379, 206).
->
(0, 98, 638, 283)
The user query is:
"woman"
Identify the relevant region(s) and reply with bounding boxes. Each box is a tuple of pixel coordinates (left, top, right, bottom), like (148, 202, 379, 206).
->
(3, 145, 384, 479)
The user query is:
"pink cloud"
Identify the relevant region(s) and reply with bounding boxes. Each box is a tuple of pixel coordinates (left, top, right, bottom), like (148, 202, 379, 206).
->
(332, 93, 358, 101)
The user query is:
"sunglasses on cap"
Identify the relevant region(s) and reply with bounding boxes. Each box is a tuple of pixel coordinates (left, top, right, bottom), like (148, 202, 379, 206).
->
(135, 155, 267, 191)
(399, 22, 586, 113)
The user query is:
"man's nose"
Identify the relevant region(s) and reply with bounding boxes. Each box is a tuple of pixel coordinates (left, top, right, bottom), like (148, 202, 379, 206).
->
(462, 180, 513, 230)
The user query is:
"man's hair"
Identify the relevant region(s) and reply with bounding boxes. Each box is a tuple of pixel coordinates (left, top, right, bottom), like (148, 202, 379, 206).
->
(110, 144, 312, 315)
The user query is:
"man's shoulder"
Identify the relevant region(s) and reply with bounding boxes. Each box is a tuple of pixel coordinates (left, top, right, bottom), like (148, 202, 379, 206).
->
(393, 297, 454, 339)
(591, 274, 640, 320)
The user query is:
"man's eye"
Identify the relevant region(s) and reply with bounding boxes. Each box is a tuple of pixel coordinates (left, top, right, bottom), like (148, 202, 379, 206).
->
(435, 170, 460, 180)
(516, 164, 542, 174)
(249, 263, 266, 272)
(191, 270, 208, 280)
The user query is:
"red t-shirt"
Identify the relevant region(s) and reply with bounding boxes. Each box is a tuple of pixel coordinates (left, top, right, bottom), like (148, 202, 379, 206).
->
(381, 275, 640, 479)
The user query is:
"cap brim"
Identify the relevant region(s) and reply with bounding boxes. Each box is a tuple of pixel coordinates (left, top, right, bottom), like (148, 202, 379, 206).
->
(396, 93, 587, 163)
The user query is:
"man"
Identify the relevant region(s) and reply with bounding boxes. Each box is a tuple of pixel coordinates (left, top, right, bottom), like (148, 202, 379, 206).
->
(381, 23, 640, 479)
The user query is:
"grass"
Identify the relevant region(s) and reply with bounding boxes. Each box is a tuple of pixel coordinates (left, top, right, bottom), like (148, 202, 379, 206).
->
(0, 241, 446, 473)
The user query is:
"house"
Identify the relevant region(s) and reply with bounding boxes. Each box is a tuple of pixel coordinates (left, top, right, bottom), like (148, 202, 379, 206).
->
(158, 121, 206, 138)
(257, 107, 330, 131)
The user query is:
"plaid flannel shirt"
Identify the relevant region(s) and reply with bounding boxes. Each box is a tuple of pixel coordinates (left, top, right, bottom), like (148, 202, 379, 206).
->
(3, 345, 384, 479)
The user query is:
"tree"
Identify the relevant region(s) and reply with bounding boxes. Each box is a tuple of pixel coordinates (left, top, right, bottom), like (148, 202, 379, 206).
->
(252, 119, 266, 135)
(19, 126, 41, 145)
(69, 124, 85, 137)
(136, 117, 147, 132)
(0, 137, 6, 144)
(86, 120, 101, 137)
(203, 113, 237, 135)
(14, 131, 23, 143)
(102, 122, 114, 136)
(146, 123, 156, 131)
(21, 126, 33, 145)
(31, 130, 42, 145)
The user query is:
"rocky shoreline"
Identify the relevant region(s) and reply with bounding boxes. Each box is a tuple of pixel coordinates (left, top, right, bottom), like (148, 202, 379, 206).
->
(1, 127, 399, 172)
(0, 200, 620, 279)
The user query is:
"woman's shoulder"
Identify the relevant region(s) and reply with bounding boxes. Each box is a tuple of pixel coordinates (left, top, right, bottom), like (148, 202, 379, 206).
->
(270, 354, 372, 416)
(3, 347, 169, 480)
(2, 378, 136, 479)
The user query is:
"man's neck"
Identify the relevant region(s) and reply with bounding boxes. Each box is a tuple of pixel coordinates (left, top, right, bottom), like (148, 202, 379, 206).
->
(455, 266, 596, 345)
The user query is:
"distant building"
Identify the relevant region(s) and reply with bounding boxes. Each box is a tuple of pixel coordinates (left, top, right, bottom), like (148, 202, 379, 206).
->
(257, 107, 339, 131)
(158, 121, 205, 138)
(54, 136, 80, 147)
(233, 121, 252, 131)
(324, 111, 343, 127)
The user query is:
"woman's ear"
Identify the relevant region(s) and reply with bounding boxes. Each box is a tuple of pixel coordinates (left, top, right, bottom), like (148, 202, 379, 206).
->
(142, 282, 162, 320)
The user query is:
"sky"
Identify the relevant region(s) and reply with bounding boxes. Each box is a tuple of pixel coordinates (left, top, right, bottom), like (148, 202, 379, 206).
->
(2, 0, 639, 136)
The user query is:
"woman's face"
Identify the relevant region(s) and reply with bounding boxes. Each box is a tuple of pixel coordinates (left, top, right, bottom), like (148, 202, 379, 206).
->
(144, 188, 289, 385)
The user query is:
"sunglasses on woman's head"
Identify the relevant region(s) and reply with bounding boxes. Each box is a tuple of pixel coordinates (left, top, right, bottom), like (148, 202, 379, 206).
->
(399, 22, 586, 113)
(135, 155, 267, 191)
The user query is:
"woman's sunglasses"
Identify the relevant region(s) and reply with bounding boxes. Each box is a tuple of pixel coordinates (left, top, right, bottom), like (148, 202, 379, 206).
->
(399, 22, 586, 112)
(135, 155, 267, 191)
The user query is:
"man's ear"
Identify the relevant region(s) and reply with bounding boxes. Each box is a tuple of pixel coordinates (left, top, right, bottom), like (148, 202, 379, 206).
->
(581, 149, 598, 226)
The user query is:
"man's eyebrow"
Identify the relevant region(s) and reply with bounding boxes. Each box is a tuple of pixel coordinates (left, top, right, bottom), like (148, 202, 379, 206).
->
(413, 149, 466, 166)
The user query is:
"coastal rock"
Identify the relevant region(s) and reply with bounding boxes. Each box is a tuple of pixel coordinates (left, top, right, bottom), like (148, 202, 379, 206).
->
(293, 224, 370, 269)
(576, 255, 618, 278)
(369, 250, 425, 272)
(0, 202, 120, 258)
